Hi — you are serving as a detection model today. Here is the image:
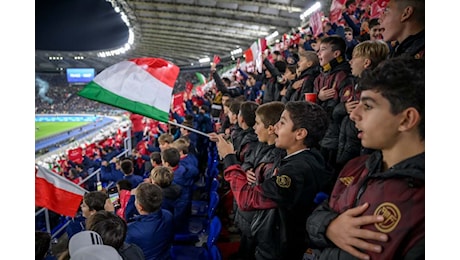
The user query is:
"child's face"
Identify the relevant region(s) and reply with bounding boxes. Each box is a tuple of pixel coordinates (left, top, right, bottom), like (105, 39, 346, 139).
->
(345, 31, 353, 41)
(317, 43, 338, 66)
(297, 56, 311, 72)
(369, 25, 383, 40)
(349, 54, 367, 77)
(284, 69, 296, 81)
(80, 200, 93, 219)
(350, 90, 402, 150)
(274, 110, 297, 152)
(228, 111, 238, 124)
(253, 114, 270, 143)
(379, 0, 402, 42)
(223, 106, 230, 115)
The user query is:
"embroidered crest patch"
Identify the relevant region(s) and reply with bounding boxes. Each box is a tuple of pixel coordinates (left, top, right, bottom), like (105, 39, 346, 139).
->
(339, 176, 354, 186)
(276, 175, 291, 188)
(374, 202, 401, 233)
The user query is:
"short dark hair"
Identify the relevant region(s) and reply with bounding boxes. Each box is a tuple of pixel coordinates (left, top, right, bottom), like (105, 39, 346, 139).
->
(83, 191, 107, 211)
(359, 57, 424, 139)
(149, 151, 162, 165)
(274, 61, 287, 74)
(86, 211, 127, 250)
(161, 147, 180, 167)
(394, 0, 425, 25)
(229, 100, 242, 115)
(120, 159, 133, 175)
(117, 179, 132, 191)
(284, 101, 329, 148)
(345, 0, 356, 8)
(368, 18, 380, 29)
(321, 35, 347, 57)
(135, 183, 163, 213)
(222, 77, 231, 86)
(36, 231, 51, 260)
(239, 101, 259, 127)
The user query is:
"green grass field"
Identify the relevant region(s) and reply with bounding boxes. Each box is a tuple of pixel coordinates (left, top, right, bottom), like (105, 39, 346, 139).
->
(35, 122, 89, 140)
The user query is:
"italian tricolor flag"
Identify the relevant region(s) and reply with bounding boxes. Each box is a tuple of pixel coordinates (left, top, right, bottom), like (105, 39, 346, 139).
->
(78, 58, 180, 123)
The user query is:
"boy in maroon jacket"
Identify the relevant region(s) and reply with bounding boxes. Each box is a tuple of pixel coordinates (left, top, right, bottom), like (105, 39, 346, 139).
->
(306, 57, 424, 259)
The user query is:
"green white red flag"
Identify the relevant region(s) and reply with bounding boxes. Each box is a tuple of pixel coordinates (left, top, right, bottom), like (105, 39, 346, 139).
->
(78, 57, 180, 123)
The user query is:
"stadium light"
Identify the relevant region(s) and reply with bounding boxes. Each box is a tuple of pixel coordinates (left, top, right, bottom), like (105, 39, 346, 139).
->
(300, 2, 321, 20)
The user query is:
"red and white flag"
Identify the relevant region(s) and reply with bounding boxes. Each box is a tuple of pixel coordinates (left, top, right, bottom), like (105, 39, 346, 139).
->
(243, 38, 267, 73)
(310, 11, 324, 37)
(35, 165, 87, 217)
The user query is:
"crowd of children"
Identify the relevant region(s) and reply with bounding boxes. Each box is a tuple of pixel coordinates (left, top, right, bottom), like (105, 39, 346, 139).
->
(36, 0, 425, 258)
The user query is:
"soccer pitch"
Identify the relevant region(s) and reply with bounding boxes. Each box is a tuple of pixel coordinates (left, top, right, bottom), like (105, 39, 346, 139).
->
(35, 122, 89, 140)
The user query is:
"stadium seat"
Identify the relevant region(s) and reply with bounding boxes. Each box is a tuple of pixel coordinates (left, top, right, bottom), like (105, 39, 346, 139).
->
(191, 178, 219, 217)
(174, 191, 220, 242)
(170, 216, 222, 260)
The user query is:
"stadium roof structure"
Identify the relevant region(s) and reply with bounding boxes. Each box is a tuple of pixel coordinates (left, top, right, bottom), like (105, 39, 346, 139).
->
(36, 0, 331, 72)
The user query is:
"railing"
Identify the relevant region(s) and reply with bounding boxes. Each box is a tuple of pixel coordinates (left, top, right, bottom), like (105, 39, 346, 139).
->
(35, 130, 132, 239)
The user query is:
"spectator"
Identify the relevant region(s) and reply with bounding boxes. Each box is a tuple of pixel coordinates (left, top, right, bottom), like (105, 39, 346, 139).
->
(307, 57, 424, 260)
(158, 133, 174, 152)
(380, 0, 424, 58)
(149, 166, 183, 232)
(368, 18, 383, 41)
(282, 50, 320, 103)
(125, 183, 174, 260)
(344, 27, 359, 60)
(129, 113, 145, 147)
(279, 64, 298, 102)
(217, 101, 334, 260)
(337, 40, 390, 169)
(68, 230, 123, 260)
(211, 62, 243, 98)
(66, 191, 108, 239)
(161, 147, 195, 228)
(171, 137, 199, 176)
(262, 58, 286, 103)
(232, 101, 259, 171)
(86, 210, 145, 260)
(100, 157, 124, 185)
(314, 35, 355, 177)
(115, 179, 133, 221)
(210, 101, 286, 260)
(36, 231, 51, 260)
(121, 159, 144, 189)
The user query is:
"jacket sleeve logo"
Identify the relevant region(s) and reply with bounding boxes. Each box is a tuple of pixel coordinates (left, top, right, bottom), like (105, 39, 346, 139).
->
(373, 202, 401, 233)
(276, 175, 291, 188)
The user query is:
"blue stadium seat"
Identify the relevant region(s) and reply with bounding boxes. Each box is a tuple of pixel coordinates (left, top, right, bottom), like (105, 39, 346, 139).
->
(174, 191, 220, 242)
(170, 216, 222, 260)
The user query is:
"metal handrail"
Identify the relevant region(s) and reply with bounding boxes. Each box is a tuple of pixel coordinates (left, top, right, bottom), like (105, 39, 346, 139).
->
(35, 133, 132, 238)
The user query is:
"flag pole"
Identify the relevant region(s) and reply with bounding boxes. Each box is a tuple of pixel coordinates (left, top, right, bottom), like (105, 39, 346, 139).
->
(168, 120, 211, 138)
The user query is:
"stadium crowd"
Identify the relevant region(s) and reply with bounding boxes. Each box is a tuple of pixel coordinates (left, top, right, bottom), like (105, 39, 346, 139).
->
(36, 0, 425, 259)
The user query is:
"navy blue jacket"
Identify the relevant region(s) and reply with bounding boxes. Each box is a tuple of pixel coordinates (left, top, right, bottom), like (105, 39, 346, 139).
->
(126, 209, 174, 260)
